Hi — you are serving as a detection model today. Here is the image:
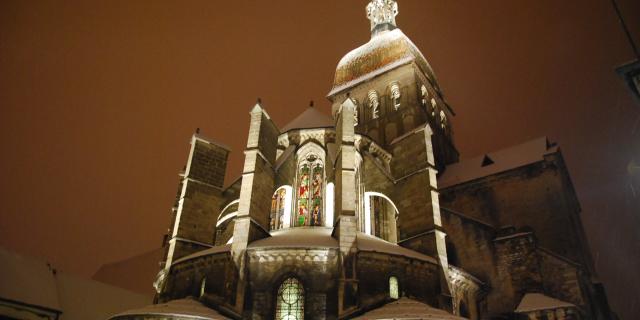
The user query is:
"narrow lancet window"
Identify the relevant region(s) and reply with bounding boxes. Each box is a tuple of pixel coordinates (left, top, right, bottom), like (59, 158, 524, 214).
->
(368, 90, 380, 119)
(270, 188, 288, 230)
(421, 85, 429, 107)
(440, 110, 447, 129)
(389, 276, 399, 299)
(276, 278, 305, 320)
(430, 98, 437, 117)
(390, 83, 401, 110)
(297, 155, 324, 227)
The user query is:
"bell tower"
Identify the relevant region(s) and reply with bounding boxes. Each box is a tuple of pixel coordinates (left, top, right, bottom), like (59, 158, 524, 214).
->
(327, 0, 458, 172)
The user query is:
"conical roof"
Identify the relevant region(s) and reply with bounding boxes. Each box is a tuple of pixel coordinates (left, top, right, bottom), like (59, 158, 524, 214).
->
(281, 107, 334, 132)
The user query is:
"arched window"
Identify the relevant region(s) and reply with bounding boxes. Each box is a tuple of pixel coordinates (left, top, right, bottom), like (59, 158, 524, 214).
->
(430, 98, 437, 117)
(421, 85, 429, 106)
(297, 154, 324, 227)
(368, 90, 380, 119)
(390, 83, 401, 110)
(270, 187, 292, 230)
(439, 110, 447, 129)
(276, 278, 304, 320)
(389, 276, 399, 299)
(200, 278, 206, 297)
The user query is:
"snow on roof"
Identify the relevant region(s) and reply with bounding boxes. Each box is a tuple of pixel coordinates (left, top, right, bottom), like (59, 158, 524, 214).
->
(249, 227, 338, 249)
(281, 107, 334, 132)
(172, 244, 231, 266)
(247, 228, 437, 265)
(0, 247, 151, 318)
(515, 293, 575, 313)
(0, 247, 61, 311)
(357, 233, 437, 264)
(329, 28, 439, 97)
(438, 137, 559, 189)
(353, 297, 465, 319)
(111, 298, 229, 319)
(56, 272, 151, 320)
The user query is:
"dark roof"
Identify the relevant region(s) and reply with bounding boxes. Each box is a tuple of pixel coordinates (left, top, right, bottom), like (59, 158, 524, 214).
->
(280, 107, 334, 132)
(438, 137, 559, 189)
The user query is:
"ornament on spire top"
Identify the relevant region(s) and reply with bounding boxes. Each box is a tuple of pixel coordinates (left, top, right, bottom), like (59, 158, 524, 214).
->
(366, 0, 398, 33)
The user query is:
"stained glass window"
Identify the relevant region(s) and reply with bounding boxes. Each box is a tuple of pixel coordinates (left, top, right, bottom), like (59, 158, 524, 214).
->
(297, 155, 324, 227)
(276, 278, 304, 320)
(389, 276, 399, 299)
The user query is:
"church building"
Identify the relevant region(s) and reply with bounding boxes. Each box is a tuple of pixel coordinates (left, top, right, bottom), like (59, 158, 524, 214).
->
(109, 1, 615, 319)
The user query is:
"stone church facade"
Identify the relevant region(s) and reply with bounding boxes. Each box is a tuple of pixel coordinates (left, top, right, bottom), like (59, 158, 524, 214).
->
(110, 1, 615, 319)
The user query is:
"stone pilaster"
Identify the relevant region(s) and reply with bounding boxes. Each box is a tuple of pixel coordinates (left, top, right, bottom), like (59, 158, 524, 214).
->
(231, 102, 280, 314)
(333, 98, 359, 316)
(390, 124, 452, 308)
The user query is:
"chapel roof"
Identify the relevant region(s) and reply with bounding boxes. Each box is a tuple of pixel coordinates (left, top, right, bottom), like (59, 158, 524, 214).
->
(353, 297, 465, 319)
(438, 137, 559, 189)
(280, 107, 334, 132)
(515, 293, 575, 313)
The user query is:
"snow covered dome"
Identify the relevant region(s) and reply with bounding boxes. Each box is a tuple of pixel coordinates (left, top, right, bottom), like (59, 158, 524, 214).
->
(329, 28, 438, 96)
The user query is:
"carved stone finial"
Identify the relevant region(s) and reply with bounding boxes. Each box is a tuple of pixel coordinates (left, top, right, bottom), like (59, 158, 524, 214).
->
(366, 0, 398, 34)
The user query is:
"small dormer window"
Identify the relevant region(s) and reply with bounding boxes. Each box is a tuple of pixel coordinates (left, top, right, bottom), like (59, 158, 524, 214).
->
(421, 85, 428, 106)
(368, 90, 379, 119)
(390, 83, 401, 110)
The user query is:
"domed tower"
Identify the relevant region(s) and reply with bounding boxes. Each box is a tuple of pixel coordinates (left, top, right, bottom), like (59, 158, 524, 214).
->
(328, 0, 458, 172)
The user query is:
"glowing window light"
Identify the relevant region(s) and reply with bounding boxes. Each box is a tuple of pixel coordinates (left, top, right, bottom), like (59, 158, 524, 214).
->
(276, 278, 304, 320)
(200, 278, 206, 297)
(389, 276, 399, 299)
(325, 183, 334, 227)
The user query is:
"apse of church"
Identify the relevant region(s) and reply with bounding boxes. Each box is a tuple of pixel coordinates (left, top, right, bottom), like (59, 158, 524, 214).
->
(109, 1, 615, 319)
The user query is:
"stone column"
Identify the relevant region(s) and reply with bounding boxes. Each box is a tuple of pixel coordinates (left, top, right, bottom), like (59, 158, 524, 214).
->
(333, 98, 359, 316)
(231, 102, 280, 314)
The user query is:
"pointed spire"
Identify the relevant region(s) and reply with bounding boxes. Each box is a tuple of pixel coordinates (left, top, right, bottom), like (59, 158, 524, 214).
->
(366, 0, 398, 36)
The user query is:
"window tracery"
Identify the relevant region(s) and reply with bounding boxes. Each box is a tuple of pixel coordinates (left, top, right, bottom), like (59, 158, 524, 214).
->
(297, 154, 324, 227)
(390, 83, 401, 110)
(368, 90, 380, 119)
(276, 278, 304, 320)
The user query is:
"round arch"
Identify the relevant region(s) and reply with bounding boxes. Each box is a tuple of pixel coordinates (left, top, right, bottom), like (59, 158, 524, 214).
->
(364, 191, 399, 243)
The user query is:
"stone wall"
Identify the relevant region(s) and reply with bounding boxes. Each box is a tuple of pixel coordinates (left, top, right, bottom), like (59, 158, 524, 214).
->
(246, 248, 340, 320)
(440, 154, 590, 267)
